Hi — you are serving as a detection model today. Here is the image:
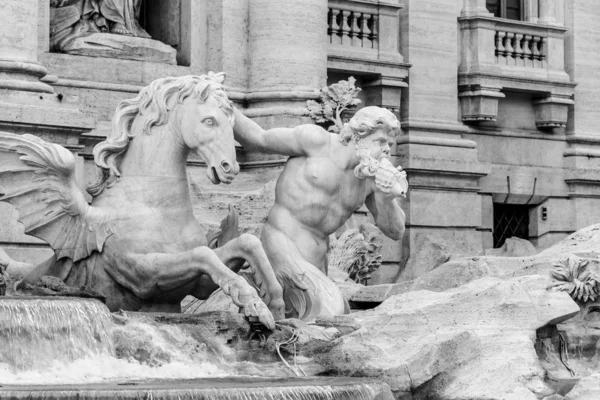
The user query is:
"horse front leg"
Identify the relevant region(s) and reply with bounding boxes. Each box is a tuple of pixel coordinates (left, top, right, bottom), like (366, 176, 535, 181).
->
(122, 246, 275, 329)
(211, 233, 285, 321)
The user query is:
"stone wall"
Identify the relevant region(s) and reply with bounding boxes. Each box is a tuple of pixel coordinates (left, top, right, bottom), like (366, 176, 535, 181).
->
(3, 0, 600, 286)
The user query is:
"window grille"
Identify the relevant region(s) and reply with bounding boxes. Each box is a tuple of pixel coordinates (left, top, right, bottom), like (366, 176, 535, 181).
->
(493, 203, 530, 248)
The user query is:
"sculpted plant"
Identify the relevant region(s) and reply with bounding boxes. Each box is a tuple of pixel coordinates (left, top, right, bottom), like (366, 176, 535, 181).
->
(306, 77, 362, 133)
(550, 257, 600, 302)
(328, 224, 383, 285)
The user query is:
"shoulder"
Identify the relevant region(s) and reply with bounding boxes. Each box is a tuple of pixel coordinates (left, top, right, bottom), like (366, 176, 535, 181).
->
(295, 124, 331, 155)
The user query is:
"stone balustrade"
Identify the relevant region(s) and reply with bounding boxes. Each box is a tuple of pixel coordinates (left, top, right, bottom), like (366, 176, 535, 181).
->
(494, 29, 546, 68)
(326, 0, 408, 113)
(458, 15, 574, 127)
(328, 6, 378, 50)
(326, 0, 402, 62)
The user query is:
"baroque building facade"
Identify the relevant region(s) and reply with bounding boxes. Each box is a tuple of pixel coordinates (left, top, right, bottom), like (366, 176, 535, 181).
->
(0, 0, 598, 284)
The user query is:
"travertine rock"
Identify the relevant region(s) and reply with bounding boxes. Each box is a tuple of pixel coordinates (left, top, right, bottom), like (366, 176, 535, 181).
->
(315, 275, 579, 399)
(387, 224, 600, 297)
(484, 237, 538, 257)
(59, 33, 176, 64)
(397, 233, 452, 282)
(564, 374, 600, 400)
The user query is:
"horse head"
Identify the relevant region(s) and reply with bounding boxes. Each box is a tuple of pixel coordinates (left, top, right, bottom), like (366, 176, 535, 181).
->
(176, 74, 240, 185)
(87, 72, 240, 196)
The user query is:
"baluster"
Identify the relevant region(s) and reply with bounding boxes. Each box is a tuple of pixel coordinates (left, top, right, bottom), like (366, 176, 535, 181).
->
(522, 34, 532, 67)
(538, 37, 546, 62)
(349, 12, 360, 47)
(327, 8, 333, 41)
(504, 32, 515, 65)
(531, 36, 541, 68)
(514, 33, 524, 66)
(495, 31, 506, 63)
(361, 13, 373, 48)
(340, 9, 352, 46)
(370, 14, 379, 49)
(330, 8, 341, 45)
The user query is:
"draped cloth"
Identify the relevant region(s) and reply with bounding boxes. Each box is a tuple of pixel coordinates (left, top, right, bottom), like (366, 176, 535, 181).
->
(50, 0, 149, 39)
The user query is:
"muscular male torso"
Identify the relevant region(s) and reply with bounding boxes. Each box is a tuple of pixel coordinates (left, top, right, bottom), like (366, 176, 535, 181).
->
(265, 133, 372, 273)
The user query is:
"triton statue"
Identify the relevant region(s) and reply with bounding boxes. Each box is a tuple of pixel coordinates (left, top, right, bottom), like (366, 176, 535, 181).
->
(233, 106, 408, 320)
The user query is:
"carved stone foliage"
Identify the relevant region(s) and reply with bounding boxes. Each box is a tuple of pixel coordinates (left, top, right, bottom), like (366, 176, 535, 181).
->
(328, 224, 383, 285)
(306, 77, 362, 133)
(550, 256, 600, 303)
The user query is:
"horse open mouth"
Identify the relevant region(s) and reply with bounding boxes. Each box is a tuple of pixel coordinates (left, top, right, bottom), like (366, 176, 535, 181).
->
(209, 167, 222, 184)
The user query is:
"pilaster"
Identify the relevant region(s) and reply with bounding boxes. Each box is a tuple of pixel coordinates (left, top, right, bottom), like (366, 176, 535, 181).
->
(0, 0, 95, 266)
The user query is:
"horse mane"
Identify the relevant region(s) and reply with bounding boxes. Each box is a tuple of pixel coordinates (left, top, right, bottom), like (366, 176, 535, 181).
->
(87, 73, 234, 197)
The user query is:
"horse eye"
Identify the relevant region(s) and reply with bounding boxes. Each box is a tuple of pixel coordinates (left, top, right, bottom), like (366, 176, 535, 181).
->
(203, 117, 215, 126)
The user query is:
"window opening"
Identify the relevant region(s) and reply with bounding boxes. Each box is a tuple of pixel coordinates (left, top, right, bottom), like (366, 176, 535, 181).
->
(486, 0, 524, 21)
(493, 203, 530, 248)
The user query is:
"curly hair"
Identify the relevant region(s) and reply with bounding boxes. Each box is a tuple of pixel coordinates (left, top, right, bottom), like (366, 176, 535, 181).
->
(339, 106, 400, 145)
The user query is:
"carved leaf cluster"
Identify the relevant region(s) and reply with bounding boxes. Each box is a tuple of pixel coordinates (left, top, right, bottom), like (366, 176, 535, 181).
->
(550, 257, 600, 303)
(306, 77, 362, 133)
(328, 224, 383, 285)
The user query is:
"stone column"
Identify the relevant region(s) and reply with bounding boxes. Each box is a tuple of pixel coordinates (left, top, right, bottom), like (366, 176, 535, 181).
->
(461, 0, 493, 17)
(247, 0, 328, 127)
(0, 0, 53, 93)
(538, 0, 557, 25)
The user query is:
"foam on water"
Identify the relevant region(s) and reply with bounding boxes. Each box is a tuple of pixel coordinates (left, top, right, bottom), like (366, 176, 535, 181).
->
(0, 297, 114, 371)
(0, 379, 395, 400)
(0, 297, 230, 384)
(0, 297, 395, 400)
(0, 356, 227, 385)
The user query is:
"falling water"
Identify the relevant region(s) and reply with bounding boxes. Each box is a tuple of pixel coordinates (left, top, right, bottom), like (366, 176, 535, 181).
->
(0, 297, 395, 399)
(0, 297, 114, 371)
(0, 378, 394, 400)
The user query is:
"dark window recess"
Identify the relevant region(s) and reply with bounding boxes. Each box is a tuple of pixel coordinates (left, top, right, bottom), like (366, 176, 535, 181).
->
(493, 203, 530, 248)
(486, 0, 524, 21)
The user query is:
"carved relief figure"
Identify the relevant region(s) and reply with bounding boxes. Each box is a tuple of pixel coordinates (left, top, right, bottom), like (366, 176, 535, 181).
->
(50, 0, 150, 50)
(233, 106, 407, 320)
(0, 74, 284, 329)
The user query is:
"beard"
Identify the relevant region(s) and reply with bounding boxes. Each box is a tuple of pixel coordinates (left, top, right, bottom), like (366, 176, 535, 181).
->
(353, 141, 382, 180)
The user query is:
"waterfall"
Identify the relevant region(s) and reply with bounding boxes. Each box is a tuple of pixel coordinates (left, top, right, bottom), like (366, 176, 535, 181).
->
(0, 379, 394, 400)
(0, 297, 395, 400)
(0, 297, 114, 371)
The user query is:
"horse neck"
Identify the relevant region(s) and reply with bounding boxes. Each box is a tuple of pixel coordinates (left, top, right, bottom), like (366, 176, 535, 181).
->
(119, 122, 188, 180)
(115, 122, 194, 207)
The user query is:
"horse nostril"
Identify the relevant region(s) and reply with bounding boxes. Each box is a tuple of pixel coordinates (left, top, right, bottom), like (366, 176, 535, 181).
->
(221, 160, 232, 173)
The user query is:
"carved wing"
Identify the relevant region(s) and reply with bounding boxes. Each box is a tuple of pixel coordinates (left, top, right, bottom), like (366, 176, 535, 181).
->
(0, 132, 114, 262)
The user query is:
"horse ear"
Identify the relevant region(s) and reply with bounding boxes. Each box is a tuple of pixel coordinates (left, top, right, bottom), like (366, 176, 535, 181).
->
(199, 84, 212, 101)
(208, 71, 226, 85)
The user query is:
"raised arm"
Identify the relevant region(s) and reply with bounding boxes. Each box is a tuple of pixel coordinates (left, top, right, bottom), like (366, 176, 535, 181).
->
(365, 191, 406, 241)
(232, 107, 329, 157)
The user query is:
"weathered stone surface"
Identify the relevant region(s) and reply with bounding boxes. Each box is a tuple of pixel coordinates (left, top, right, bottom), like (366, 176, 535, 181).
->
(12, 275, 106, 302)
(397, 233, 452, 282)
(315, 275, 579, 399)
(564, 374, 600, 399)
(60, 33, 177, 64)
(484, 237, 538, 257)
(349, 284, 393, 304)
(389, 224, 600, 297)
